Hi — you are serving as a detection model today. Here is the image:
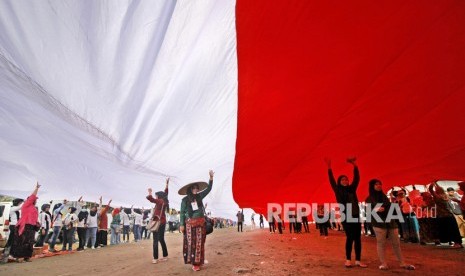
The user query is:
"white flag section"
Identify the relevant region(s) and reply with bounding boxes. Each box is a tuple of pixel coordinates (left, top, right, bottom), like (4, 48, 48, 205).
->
(0, 0, 239, 217)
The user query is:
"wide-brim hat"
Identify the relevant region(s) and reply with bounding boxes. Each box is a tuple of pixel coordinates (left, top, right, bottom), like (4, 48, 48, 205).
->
(178, 181, 208, 195)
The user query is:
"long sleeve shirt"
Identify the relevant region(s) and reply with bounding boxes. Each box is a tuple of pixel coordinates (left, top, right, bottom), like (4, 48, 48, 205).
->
(9, 205, 22, 225)
(180, 179, 213, 226)
(146, 187, 169, 224)
(98, 205, 110, 230)
(131, 209, 143, 225)
(52, 204, 66, 227)
(328, 166, 360, 218)
(17, 194, 39, 235)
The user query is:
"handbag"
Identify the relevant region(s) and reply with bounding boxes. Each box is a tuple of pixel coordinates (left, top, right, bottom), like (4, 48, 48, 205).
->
(147, 202, 164, 232)
(204, 207, 213, 235)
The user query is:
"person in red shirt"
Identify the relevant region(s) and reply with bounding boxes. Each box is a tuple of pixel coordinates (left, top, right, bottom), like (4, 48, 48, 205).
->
(11, 182, 41, 262)
(97, 197, 112, 247)
(146, 178, 170, 264)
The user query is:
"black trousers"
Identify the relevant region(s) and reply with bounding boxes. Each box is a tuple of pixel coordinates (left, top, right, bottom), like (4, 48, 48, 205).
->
(153, 224, 168, 259)
(97, 230, 108, 246)
(302, 217, 309, 233)
(269, 222, 276, 232)
(35, 227, 49, 247)
(438, 216, 462, 244)
(6, 225, 16, 248)
(342, 222, 362, 261)
(237, 222, 243, 232)
(77, 227, 87, 249)
(319, 223, 328, 236)
(277, 222, 283, 234)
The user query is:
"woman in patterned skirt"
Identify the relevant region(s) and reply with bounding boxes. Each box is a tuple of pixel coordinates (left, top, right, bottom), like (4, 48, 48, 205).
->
(179, 170, 214, 272)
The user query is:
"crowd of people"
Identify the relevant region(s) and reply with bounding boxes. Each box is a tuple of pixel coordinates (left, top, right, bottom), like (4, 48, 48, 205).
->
(264, 157, 464, 271)
(1, 170, 219, 272)
(1, 163, 464, 272)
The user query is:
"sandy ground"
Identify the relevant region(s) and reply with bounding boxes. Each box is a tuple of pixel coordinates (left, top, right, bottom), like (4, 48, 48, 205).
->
(0, 226, 464, 276)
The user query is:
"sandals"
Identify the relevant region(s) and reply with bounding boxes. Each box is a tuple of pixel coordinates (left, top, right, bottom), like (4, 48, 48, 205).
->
(379, 264, 389, 270)
(355, 261, 368, 268)
(345, 260, 353, 268)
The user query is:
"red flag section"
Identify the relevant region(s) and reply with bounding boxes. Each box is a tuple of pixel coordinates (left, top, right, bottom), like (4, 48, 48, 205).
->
(233, 0, 465, 213)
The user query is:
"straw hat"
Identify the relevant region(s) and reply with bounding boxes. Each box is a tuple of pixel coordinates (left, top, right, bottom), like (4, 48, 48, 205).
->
(178, 181, 208, 195)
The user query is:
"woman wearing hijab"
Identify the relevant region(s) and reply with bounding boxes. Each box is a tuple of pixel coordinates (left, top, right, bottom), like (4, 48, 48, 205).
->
(11, 182, 41, 262)
(62, 206, 79, 251)
(1, 198, 24, 263)
(85, 203, 99, 249)
(110, 208, 121, 245)
(429, 181, 463, 248)
(35, 203, 51, 247)
(146, 177, 170, 264)
(366, 179, 415, 270)
(77, 203, 89, 251)
(48, 199, 68, 252)
(325, 157, 367, 268)
(179, 170, 214, 272)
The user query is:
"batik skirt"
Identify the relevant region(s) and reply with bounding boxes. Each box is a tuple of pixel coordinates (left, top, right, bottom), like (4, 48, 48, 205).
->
(183, 217, 206, 265)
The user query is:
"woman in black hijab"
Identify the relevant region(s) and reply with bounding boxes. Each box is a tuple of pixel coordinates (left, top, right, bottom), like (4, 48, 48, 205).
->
(366, 179, 414, 270)
(326, 157, 367, 268)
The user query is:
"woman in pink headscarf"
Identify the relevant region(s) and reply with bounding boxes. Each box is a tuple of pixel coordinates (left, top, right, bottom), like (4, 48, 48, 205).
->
(11, 182, 41, 262)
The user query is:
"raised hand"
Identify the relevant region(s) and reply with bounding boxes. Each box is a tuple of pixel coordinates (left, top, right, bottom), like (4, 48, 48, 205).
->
(347, 157, 357, 165)
(209, 170, 215, 179)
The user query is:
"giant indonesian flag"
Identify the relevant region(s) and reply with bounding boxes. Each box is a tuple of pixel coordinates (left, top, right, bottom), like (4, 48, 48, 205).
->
(0, 0, 464, 218)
